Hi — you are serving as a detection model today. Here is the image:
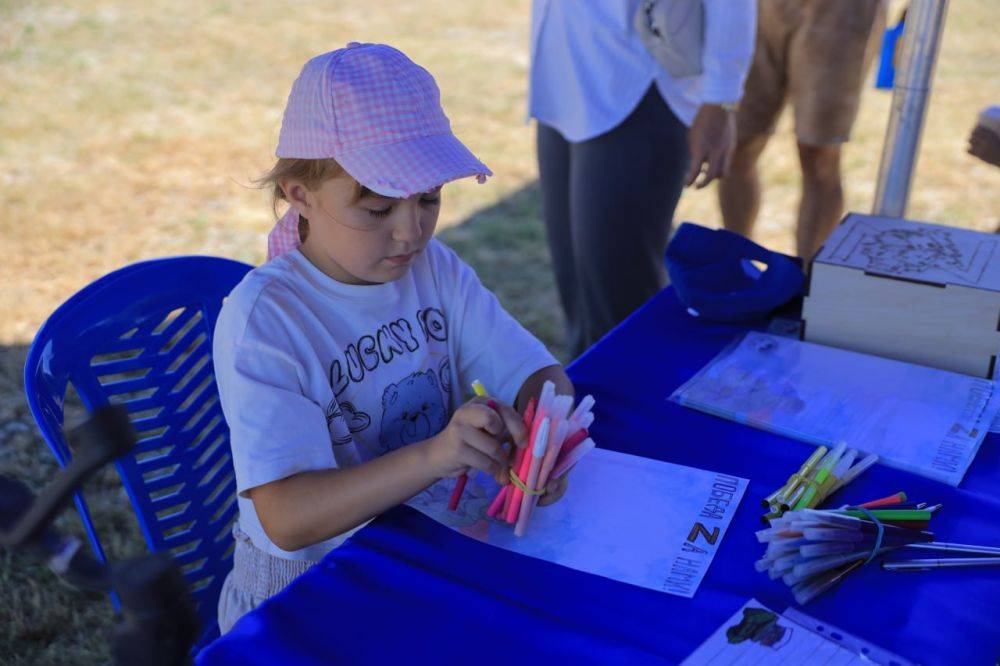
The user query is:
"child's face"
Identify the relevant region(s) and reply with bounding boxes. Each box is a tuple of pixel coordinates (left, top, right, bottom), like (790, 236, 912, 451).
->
(285, 173, 441, 285)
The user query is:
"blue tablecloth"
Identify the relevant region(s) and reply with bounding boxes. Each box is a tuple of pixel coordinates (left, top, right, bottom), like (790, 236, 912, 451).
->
(198, 288, 1000, 665)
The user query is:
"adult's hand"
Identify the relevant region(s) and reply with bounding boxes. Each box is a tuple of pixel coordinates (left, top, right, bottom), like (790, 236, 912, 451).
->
(685, 103, 737, 189)
(968, 125, 1000, 168)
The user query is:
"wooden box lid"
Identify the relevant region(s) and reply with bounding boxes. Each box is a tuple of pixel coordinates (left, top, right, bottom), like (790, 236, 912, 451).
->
(814, 213, 1000, 292)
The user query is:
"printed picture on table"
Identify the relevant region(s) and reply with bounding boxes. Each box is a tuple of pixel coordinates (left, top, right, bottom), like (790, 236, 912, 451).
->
(412, 479, 493, 539)
(681, 599, 897, 665)
(678, 347, 807, 422)
(824, 217, 997, 286)
(671, 330, 997, 486)
(726, 606, 791, 650)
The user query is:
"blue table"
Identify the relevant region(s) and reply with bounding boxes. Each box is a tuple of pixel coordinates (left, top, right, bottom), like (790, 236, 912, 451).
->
(198, 288, 1000, 665)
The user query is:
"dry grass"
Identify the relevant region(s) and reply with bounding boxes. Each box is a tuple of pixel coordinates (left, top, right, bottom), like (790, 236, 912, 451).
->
(0, 0, 997, 662)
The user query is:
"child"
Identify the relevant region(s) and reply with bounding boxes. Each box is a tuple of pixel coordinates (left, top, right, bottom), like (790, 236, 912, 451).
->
(212, 43, 574, 633)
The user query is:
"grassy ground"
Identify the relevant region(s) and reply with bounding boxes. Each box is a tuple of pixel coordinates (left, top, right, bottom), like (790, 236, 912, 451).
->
(1, 0, 997, 662)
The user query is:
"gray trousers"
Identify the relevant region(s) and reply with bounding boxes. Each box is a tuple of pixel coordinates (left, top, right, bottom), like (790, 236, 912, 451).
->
(537, 86, 690, 358)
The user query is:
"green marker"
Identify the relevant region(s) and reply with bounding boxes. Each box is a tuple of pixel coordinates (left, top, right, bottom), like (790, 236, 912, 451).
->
(838, 509, 932, 521)
(794, 442, 847, 510)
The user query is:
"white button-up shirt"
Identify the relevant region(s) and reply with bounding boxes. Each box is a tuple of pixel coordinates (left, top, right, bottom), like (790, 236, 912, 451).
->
(528, 0, 756, 141)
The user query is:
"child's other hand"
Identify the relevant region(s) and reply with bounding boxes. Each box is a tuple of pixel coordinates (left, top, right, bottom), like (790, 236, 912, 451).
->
(426, 399, 526, 480)
(537, 473, 569, 507)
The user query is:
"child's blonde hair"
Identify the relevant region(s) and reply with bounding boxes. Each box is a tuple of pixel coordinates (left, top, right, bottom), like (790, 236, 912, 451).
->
(255, 158, 370, 241)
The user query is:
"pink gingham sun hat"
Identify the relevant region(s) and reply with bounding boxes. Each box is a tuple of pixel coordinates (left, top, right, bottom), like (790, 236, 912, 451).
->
(278, 42, 491, 197)
(267, 42, 491, 260)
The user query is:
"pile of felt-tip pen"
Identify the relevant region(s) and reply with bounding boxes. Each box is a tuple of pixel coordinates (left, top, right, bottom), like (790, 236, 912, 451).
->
(481, 380, 596, 537)
(757, 489, 1000, 601)
(755, 494, 939, 604)
(762, 442, 878, 521)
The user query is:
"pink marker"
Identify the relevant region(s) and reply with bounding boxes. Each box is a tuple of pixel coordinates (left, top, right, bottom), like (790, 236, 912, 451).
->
(514, 417, 550, 537)
(559, 428, 589, 460)
(521, 420, 568, 526)
(487, 485, 509, 518)
(569, 395, 595, 426)
(551, 437, 595, 479)
(505, 406, 546, 518)
(489, 396, 538, 519)
(522, 397, 537, 431)
(538, 381, 556, 413)
(543, 421, 569, 476)
(505, 425, 538, 524)
(506, 416, 549, 524)
(549, 395, 573, 424)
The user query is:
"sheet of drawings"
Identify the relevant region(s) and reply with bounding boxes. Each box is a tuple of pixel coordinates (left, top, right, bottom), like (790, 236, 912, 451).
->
(406, 447, 747, 598)
(681, 599, 915, 666)
(815, 214, 1000, 289)
(671, 332, 999, 486)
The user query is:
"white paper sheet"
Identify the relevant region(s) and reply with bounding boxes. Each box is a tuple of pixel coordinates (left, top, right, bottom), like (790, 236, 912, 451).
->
(780, 607, 917, 666)
(671, 331, 998, 486)
(682, 599, 914, 665)
(407, 448, 747, 598)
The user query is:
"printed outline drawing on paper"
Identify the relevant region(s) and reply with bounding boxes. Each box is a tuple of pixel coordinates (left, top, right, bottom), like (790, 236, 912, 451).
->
(828, 220, 996, 285)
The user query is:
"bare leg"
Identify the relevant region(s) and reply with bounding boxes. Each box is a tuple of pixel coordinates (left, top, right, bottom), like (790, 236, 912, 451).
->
(718, 133, 770, 238)
(796, 142, 843, 259)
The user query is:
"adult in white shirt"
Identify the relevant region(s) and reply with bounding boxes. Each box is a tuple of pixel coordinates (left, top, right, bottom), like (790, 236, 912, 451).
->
(529, 0, 755, 357)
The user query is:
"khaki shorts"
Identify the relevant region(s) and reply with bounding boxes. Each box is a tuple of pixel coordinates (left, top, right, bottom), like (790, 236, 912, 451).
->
(738, 0, 888, 146)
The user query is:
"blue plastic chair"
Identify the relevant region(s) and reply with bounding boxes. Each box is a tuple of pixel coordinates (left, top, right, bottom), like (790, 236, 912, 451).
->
(23, 255, 253, 651)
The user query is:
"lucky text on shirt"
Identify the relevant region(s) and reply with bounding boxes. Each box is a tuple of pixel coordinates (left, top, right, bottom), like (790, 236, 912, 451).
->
(328, 307, 449, 396)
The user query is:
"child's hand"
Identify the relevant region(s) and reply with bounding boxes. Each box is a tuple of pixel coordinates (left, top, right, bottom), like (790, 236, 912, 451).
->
(537, 473, 569, 507)
(426, 398, 527, 480)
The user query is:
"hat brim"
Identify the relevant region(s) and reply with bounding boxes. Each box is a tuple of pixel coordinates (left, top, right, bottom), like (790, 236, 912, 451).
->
(334, 132, 492, 198)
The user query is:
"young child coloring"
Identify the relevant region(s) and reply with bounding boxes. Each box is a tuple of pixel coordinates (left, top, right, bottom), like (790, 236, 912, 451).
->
(213, 42, 574, 633)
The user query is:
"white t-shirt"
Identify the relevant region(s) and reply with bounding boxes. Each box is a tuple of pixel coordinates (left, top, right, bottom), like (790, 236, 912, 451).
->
(212, 239, 557, 561)
(528, 0, 756, 141)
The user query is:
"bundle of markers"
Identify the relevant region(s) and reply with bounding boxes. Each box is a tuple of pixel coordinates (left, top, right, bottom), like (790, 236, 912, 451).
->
(762, 443, 879, 520)
(475, 380, 596, 537)
(755, 491, 942, 604)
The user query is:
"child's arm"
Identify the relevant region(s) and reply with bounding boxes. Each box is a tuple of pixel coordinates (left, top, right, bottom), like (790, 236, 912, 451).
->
(515, 364, 574, 412)
(249, 399, 527, 552)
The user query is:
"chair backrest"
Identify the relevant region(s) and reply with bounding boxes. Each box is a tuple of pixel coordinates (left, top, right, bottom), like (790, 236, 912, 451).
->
(23, 255, 253, 650)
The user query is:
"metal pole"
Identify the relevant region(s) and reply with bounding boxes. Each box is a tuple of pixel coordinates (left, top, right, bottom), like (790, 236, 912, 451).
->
(872, 0, 948, 218)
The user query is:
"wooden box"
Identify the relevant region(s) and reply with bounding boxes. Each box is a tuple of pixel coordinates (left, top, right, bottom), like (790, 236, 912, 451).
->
(802, 213, 1000, 378)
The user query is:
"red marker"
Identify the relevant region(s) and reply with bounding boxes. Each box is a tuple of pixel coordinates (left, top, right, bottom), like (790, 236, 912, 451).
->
(523, 397, 537, 430)
(559, 428, 589, 458)
(448, 386, 499, 511)
(447, 475, 468, 511)
(857, 492, 907, 510)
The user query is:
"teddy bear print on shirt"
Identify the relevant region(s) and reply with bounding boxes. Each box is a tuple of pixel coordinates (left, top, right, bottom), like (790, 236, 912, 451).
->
(378, 369, 448, 452)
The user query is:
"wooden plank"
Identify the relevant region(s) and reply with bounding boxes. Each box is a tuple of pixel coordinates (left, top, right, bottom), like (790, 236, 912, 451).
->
(803, 262, 1000, 378)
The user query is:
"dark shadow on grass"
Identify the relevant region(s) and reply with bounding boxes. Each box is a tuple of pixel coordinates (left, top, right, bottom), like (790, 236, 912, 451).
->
(437, 180, 568, 362)
(0, 344, 142, 665)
